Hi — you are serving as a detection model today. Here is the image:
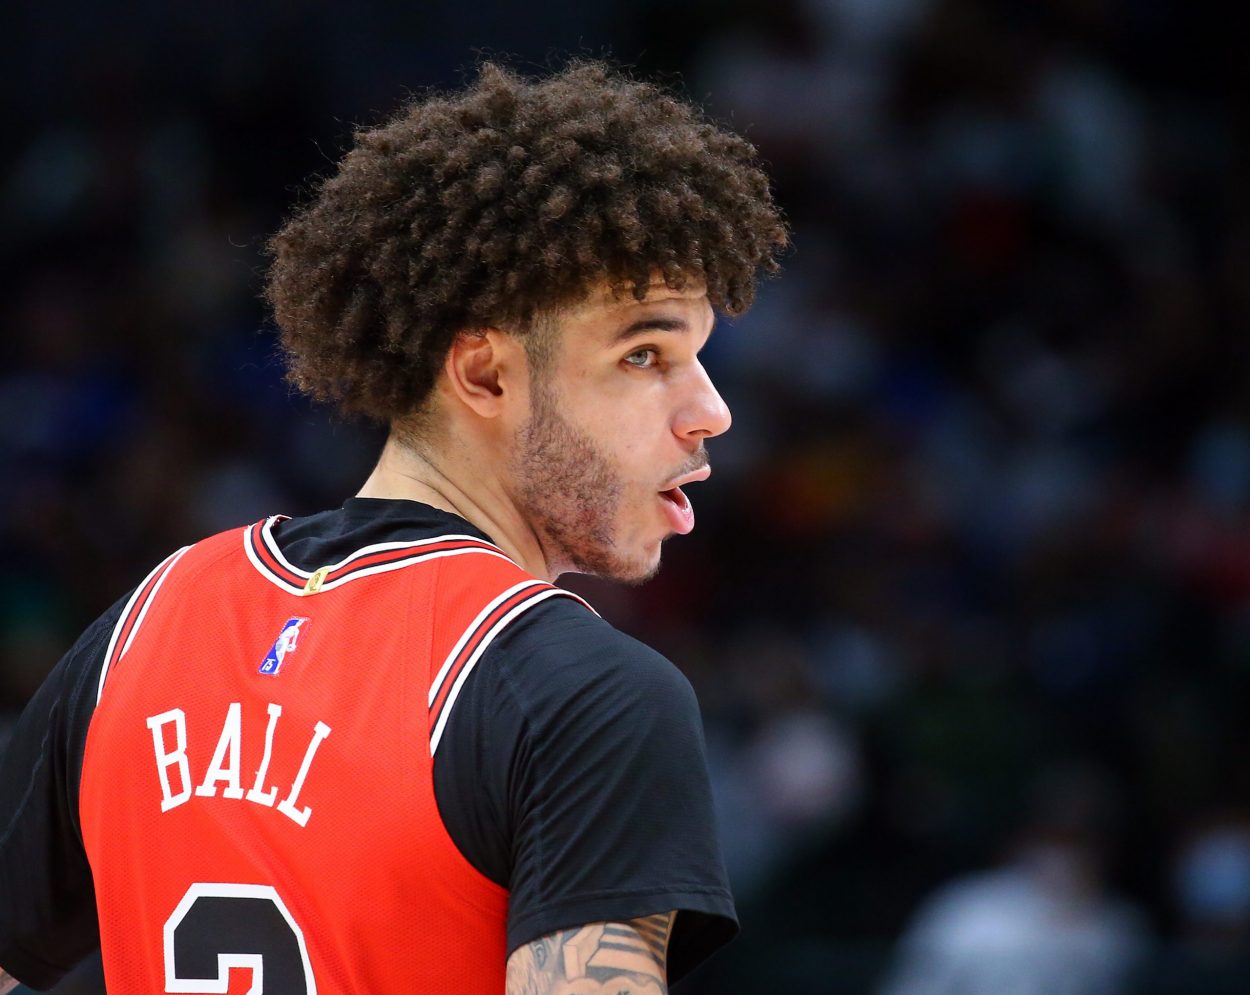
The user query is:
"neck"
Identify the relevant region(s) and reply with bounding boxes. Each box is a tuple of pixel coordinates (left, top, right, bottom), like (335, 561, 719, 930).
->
(356, 434, 556, 581)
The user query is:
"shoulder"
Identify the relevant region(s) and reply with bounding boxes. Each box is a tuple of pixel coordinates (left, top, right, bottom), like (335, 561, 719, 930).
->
(488, 595, 700, 718)
(430, 588, 705, 889)
(496, 593, 684, 681)
(432, 585, 737, 977)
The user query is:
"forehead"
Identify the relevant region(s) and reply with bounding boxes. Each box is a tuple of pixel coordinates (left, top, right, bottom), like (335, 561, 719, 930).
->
(558, 278, 712, 330)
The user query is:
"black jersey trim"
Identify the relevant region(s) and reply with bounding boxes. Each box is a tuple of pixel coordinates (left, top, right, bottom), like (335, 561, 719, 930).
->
(95, 545, 193, 703)
(242, 516, 514, 596)
(428, 583, 596, 756)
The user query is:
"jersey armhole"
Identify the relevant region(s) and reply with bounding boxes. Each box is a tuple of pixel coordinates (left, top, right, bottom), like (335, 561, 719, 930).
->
(427, 580, 594, 757)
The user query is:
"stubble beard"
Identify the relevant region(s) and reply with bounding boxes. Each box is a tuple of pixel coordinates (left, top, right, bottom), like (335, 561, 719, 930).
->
(511, 380, 660, 584)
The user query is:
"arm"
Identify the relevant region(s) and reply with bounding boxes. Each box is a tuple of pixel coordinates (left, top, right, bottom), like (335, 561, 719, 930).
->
(506, 912, 675, 995)
(0, 600, 124, 991)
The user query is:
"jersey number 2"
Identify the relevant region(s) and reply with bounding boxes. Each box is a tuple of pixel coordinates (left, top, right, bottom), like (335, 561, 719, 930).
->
(163, 883, 318, 993)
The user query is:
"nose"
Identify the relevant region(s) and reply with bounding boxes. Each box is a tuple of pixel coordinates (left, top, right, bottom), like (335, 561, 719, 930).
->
(674, 362, 732, 441)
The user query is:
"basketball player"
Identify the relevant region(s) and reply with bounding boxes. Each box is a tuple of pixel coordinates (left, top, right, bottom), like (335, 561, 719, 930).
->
(0, 61, 786, 994)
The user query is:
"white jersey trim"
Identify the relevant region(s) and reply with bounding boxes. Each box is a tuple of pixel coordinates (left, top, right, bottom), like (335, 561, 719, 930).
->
(429, 586, 584, 756)
(96, 545, 193, 704)
(243, 516, 514, 596)
(427, 579, 551, 708)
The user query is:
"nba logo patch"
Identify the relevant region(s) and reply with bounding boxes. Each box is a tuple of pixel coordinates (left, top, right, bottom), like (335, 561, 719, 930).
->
(260, 617, 310, 676)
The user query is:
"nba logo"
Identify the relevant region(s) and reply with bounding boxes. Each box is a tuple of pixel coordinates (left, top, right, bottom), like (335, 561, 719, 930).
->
(260, 617, 310, 676)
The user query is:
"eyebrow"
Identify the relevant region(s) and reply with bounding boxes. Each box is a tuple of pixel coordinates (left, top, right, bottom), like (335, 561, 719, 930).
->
(612, 317, 692, 343)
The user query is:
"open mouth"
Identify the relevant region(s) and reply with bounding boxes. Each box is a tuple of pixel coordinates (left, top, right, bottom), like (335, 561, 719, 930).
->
(660, 486, 689, 509)
(658, 485, 695, 534)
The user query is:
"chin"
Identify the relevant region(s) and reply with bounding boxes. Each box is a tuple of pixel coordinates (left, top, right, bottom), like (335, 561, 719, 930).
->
(562, 542, 662, 586)
(612, 545, 664, 586)
(614, 559, 662, 587)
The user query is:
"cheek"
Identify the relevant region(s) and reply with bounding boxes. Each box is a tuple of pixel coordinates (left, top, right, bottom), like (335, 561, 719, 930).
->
(608, 430, 657, 477)
(567, 377, 674, 471)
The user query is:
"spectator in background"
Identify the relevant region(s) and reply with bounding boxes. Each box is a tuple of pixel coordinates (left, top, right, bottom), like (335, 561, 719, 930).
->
(1151, 814, 1250, 994)
(1172, 816, 1250, 948)
(877, 764, 1149, 995)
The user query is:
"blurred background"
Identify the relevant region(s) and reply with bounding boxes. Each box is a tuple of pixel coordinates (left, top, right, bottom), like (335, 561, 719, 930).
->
(2, 0, 1248, 992)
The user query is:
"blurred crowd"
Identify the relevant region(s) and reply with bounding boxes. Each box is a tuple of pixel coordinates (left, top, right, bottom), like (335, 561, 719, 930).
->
(2, 1, 1247, 992)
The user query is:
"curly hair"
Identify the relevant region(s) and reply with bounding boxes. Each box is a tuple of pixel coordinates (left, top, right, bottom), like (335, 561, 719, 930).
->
(265, 60, 789, 422)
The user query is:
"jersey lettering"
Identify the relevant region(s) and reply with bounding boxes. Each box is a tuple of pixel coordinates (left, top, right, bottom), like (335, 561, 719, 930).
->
(195, 703, 244, 800)
(147, 703, 332, 826)
(275, 722, 332, 828)
(245, 703, 283, 806)
(147, 709, 193, 812)
(164, 883, 317, 993)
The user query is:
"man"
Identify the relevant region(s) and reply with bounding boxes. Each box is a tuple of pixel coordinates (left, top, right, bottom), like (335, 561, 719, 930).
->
(0, 60, 786, 994)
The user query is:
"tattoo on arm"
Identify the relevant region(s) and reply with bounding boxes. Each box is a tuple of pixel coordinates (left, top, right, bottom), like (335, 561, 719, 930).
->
(0, 968, 21, 994)
(506, 912, 676, 995)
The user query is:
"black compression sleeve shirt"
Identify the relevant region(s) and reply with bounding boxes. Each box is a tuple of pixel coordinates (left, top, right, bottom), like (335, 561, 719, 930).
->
(0, 597, 122, 990)
(432, 595, 737, 980)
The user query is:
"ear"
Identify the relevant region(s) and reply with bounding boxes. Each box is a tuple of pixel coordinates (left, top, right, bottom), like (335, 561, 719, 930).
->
(441, 329, 524, 418)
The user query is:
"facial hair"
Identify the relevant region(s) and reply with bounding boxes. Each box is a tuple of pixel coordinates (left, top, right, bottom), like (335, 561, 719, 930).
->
(511, 379, 657, 583)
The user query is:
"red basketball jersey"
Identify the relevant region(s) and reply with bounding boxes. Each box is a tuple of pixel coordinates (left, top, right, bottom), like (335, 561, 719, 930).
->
(78, 516, 590, 994)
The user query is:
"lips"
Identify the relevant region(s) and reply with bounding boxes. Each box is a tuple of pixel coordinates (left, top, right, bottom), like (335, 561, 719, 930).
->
(659, 486, 694, 534)
(657, 466, 709, 536)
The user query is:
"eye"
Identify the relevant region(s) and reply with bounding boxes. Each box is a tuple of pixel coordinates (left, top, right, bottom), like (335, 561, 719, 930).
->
(623, 347, 659, 368)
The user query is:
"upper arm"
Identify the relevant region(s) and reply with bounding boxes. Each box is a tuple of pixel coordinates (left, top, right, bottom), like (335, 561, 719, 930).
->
(436, 603, 738, 980)
(506, 912, 675, 995)
(0, 597, 124, 989)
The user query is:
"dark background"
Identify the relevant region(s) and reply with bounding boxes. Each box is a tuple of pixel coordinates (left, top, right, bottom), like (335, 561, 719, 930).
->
(2, 1, 1248, 992)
